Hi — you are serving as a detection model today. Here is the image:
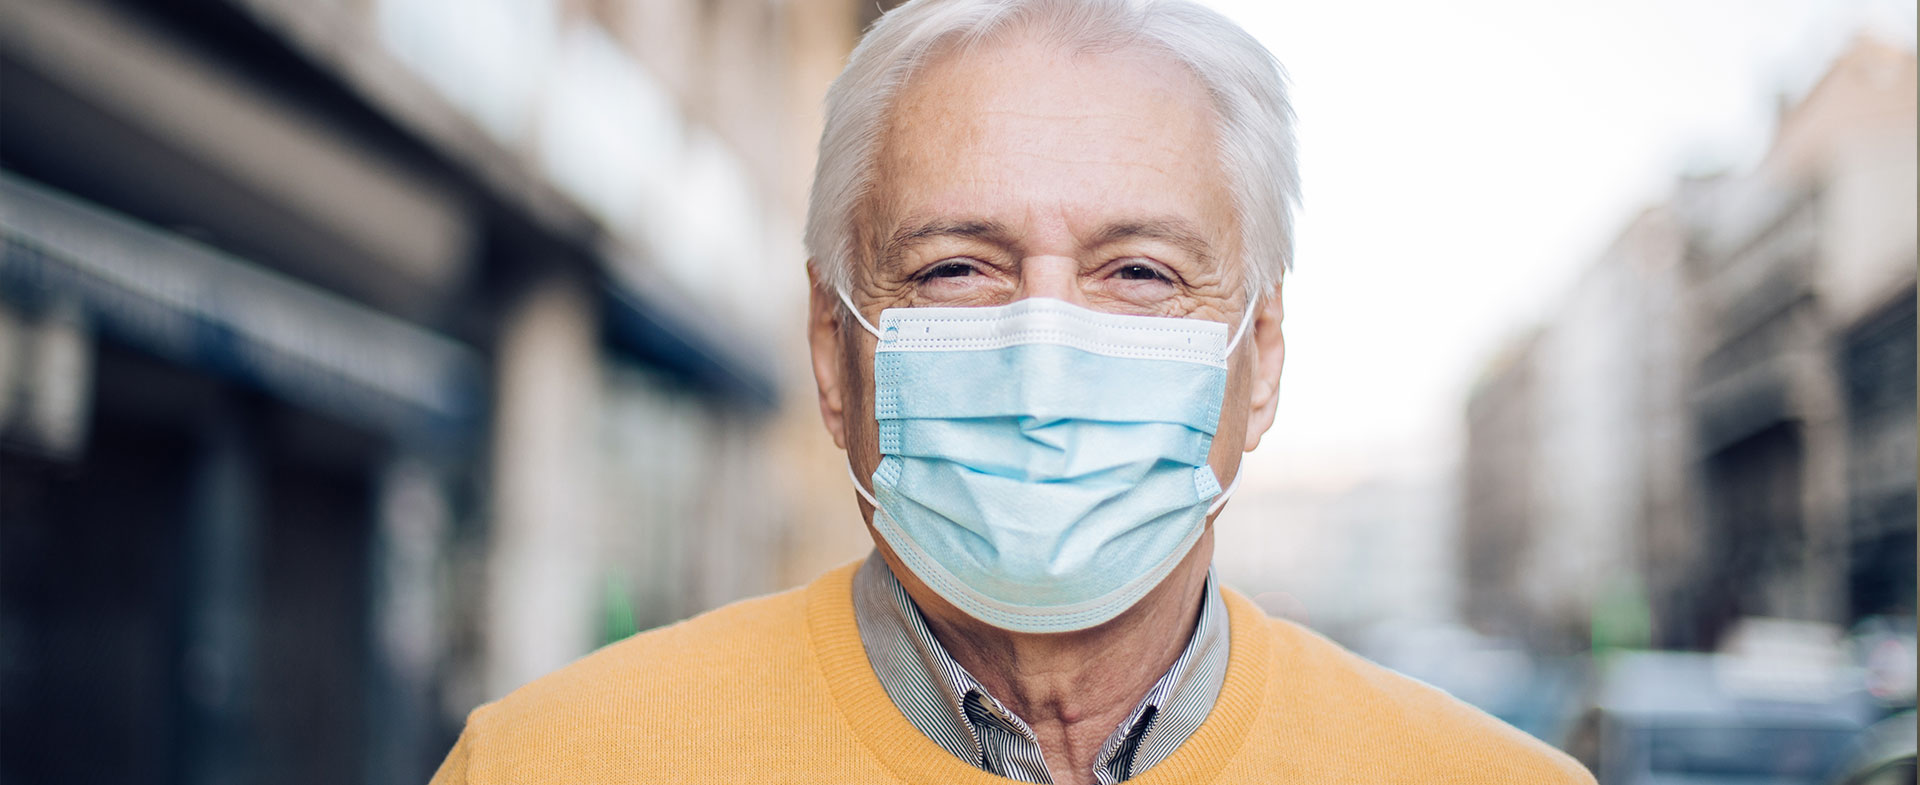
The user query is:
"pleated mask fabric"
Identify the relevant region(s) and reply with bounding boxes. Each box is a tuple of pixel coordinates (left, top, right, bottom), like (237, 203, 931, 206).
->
(843, 295, 1247, 633)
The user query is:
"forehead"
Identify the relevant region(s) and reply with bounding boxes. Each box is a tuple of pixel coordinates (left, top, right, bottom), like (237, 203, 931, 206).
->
(874, 34, 1230, 240)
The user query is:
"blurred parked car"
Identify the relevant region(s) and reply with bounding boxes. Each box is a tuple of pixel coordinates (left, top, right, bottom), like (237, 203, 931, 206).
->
(1563, 649, 1877, 785)
(1824, 711, 1916, 785)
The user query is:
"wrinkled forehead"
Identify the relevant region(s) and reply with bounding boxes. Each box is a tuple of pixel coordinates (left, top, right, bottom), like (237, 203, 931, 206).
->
(862, 31, 1233, 254)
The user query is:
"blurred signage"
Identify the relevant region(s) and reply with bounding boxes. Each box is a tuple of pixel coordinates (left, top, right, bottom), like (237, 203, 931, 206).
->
(0, 173, 484, 445)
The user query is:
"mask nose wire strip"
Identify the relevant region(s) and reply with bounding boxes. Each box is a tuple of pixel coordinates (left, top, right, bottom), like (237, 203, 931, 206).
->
(843, 289, 1260, 355)
(837, 289, 884, 339)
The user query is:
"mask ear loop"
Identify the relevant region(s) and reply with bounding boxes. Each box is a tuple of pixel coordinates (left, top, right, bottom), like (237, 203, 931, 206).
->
(1207, 293, 1262, 516)
(1223, 293, 1260, 356)
(837, 289, 883, 339)
(837, 290, 887, 509)
(1207, 470, 1241, 516)
(846, 461, 881, 510)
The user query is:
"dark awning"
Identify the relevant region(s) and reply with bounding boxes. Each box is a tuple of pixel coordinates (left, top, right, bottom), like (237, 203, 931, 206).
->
(0, 172, 485, 446)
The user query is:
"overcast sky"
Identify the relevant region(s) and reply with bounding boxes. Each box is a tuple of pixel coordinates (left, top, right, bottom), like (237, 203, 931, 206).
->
(1204, 0, 1916, 491)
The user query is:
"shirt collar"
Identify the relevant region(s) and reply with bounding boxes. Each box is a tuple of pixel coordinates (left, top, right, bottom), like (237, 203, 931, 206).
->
(851, 551, 1230, 783)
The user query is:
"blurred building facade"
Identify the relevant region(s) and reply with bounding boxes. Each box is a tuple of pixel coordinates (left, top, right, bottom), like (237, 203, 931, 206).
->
(1215, 452, 1460, 645)
(1462, 203, 1695, 653)
(1461, 37, 1917, 655)
(0, 1, 867, 783)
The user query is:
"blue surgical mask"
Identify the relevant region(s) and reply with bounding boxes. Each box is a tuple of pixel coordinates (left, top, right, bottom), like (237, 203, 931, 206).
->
(841, 293, 1252, 633)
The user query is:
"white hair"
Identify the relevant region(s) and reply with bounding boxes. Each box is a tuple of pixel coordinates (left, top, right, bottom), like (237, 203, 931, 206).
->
(804, 0, 1299, 299)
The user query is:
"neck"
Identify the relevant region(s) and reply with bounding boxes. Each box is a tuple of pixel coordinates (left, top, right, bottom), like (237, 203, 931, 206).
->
(883, 529, 1215, 785)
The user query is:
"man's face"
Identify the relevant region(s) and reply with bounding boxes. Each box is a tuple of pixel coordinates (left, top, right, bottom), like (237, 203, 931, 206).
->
(811, 32, 1285, 553)
(856, 35, 1245, 321)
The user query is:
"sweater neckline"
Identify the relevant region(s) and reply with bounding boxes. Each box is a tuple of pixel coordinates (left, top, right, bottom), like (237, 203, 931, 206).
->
(806, 561, 1273, 784)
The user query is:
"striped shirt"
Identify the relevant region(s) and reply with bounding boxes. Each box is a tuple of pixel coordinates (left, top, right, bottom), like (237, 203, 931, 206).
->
(851, 552, 1230, 784)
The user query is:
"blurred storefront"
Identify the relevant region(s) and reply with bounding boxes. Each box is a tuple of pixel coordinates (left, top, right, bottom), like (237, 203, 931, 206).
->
(0, 0, 863, 783)
(1461, 37, 1917, 656)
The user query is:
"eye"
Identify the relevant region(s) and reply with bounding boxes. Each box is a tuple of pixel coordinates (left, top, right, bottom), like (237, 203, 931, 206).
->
(1114, 262, 1171, 282)
(921, 260, 979, 279)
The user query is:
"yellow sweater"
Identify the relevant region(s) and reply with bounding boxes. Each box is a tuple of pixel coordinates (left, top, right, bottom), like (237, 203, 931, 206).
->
(432, 562, 1593, 784)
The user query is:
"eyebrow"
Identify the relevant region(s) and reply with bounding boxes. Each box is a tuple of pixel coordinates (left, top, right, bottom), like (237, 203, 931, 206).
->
(1090, 220, 1217, 267)
(873, 216, 1218, 271)
(876, 218, 1015, 272)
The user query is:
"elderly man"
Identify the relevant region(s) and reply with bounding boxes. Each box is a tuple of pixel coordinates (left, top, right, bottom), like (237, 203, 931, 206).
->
(432, 1, 1592, 782)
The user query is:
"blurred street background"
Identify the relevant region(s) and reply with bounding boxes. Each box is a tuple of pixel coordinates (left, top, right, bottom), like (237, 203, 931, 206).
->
(0, 1, 1912, 784)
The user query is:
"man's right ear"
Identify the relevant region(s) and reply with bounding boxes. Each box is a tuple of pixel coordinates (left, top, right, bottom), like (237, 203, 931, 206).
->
(806, 264, 849, 450)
